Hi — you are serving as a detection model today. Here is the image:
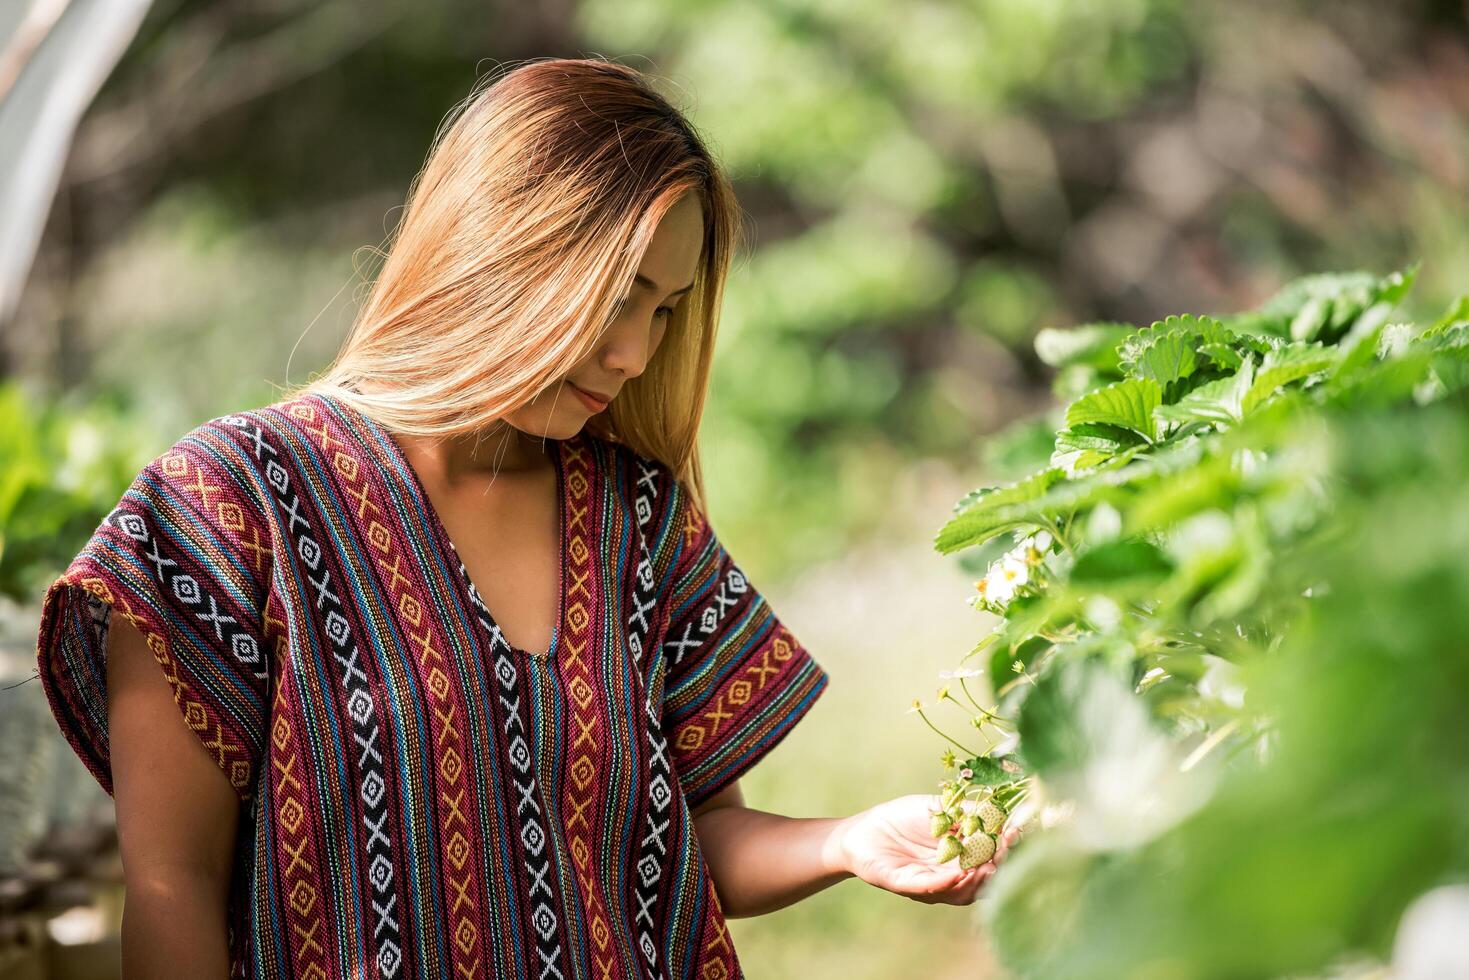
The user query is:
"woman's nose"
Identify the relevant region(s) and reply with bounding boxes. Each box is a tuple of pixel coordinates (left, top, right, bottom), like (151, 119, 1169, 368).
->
(600, 319, 655, 380)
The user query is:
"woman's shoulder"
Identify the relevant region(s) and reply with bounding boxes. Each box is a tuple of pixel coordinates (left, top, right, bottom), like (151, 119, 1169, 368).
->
(125, 395, 326, 544)
(165, 390, 342, 474)
(139, 407, 276, 496)
(145, 408, 269, 476)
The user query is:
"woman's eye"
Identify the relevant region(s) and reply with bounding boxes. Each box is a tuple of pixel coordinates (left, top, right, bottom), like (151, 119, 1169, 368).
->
(609, 297, 674, 322)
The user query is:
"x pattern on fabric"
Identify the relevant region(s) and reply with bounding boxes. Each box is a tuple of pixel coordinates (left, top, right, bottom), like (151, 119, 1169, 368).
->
(35, 391, 831, 980)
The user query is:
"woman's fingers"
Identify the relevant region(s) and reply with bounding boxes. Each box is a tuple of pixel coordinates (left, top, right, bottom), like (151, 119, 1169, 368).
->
(954, 863, 995, 904)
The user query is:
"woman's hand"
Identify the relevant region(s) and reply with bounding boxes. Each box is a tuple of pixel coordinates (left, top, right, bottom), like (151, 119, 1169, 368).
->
(828, 793, 1021, 906)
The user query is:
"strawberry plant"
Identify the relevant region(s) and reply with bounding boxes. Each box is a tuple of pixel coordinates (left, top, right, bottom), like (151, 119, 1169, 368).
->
(916, 264, 1469, 978)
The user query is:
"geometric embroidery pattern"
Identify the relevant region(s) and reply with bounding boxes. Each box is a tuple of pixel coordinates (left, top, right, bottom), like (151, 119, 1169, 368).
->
(540, 437, 614, 980)
(309, 403, 491, 980)
(462, 561, 568, 980)
(629, 458, 675, 980)
(220, 408, 405, 978)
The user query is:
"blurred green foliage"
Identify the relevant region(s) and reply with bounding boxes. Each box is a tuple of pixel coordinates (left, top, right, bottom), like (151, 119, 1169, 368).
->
(921, 268, 1469, 977)
(573, 0, 1469, 575)
(0, 382, 165, 602)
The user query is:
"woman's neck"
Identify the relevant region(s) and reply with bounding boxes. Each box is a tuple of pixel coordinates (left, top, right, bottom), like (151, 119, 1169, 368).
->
(342, 380, 553, 482)
(399, 421, 553, 485)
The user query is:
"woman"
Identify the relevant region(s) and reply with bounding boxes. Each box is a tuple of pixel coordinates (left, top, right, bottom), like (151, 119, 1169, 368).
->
(36, 57, 1013, 979)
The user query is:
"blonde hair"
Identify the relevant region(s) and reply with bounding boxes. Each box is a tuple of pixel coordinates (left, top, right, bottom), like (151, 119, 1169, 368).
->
(288, 57, 747, 511)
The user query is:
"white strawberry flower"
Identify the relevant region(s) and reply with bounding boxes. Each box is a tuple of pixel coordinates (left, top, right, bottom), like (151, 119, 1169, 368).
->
(989, 556, 1030, 603)
(971, 573, 1008, 609)
(971, 536, 1043, 613)
(1005, 529, 1053, 564)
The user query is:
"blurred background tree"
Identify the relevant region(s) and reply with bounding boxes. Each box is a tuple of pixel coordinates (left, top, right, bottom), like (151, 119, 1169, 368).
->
(9, 0, 1468, 577)
(3, 1, 1468, 976)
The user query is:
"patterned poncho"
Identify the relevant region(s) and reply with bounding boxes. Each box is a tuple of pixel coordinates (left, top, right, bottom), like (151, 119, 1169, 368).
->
(36, 390, 831, 979)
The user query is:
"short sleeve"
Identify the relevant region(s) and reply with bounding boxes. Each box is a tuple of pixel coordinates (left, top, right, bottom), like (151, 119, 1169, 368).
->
(657, 480, 831, 811)
(34, 420, 275, 802)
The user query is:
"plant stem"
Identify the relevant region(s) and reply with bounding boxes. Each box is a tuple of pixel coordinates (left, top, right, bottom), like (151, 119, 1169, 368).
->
(1040, 515, 1074, 557)
(915, 706, 982, 756)
(957, 676, 986, 711)
(979, 705, 1016, 727)
(1180, 718, 1241, 772)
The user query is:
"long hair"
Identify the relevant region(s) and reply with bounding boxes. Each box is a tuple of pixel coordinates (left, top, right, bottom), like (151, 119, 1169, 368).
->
(288, 57, 747, 512)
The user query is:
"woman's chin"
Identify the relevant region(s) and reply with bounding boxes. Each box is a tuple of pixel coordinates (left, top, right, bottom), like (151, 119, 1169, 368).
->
(504, 410, 590, 443)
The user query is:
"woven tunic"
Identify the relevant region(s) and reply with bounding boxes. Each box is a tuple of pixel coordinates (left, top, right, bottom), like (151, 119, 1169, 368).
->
(35, 390, 831, 980)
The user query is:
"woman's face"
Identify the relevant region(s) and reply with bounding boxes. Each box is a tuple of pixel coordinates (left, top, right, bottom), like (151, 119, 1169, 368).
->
(505, 191, 706, 441)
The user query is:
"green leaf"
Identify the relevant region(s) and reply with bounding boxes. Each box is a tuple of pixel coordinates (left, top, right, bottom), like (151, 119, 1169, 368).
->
(936, 468, 1067, 553)
(1331, 319, 1392, 385)
(1198, 342, 1242, 371)
(1257, 263, 1419, 343)
(1375, 261, 1420, 308)
(1122, 314, 1234, 352)
(1117, 315, 1232, 384)
(1052, 421, 1145, 473)
(1324, 350, 1436, 408)
(1258, 271, 1375, 319)
(1223, 309, 1291, 340)
(994, 632, 1052, 684)
(940, 437, 1211, 556)
(1241, 343, 1341, 415)
(983, 834, 1095, 973)
(1050, 449, 1114, 472)
(959, 754, 1028, 786)
(1431, 346, 1469, 394)
(1054, 422, 1146, 454)
(1122, 448, 1238, 533)
(1065, 379, 1163, 442)
(1133, 332, 1199, 387)
(1154, 356, 1256, 428)
(1070, 538, 1175, 586)
(1288, 294, 1332, 343)
(1017, 658, 1161, 775)
(1417, 324, 1469, 394)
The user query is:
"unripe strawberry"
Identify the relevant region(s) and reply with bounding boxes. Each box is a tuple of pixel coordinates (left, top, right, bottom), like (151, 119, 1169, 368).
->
(930, 811, 955, 838)
(959, 832, 997, 870)
(960, 813, 983, 837)
(979, 800, 1007, 835)
(935, 834, 963, 864)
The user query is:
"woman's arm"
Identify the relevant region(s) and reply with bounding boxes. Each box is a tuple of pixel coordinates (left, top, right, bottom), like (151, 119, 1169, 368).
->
(689, 780, 852, 918)
(106, 613, 241, 979)
(691, 780, 1014, 919)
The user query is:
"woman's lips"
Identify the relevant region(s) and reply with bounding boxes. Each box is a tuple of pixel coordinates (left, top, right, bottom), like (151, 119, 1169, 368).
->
(569, 382, 611, 413)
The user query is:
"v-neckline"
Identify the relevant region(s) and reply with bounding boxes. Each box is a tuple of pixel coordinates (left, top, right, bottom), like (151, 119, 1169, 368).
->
(320, 391, 571, 661)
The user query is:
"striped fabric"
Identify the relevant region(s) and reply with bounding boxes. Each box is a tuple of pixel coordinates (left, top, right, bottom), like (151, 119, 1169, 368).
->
(35, 390, 831, 980)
